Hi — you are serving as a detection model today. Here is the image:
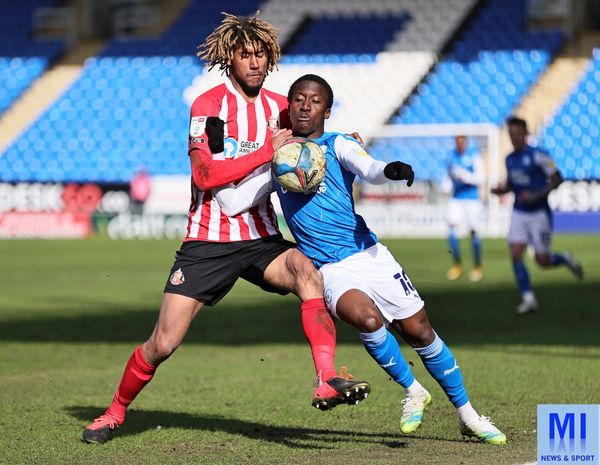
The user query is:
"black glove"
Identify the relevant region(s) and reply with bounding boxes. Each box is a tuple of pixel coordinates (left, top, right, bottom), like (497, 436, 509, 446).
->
(205, 116, 225, 153)
(384, 161, 414, 186)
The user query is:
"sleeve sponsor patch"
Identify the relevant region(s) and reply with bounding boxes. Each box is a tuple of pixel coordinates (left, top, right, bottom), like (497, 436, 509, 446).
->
(190, 116, 207, 137)
(534, 150, 558, 175)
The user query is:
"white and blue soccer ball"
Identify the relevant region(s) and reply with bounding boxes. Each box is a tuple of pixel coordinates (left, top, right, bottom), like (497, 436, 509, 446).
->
(271, 137, 327, 193)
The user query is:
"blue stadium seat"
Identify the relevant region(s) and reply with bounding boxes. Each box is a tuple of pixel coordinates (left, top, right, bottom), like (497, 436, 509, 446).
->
(285, 13, 410, 56)
(0, 1, 65, 114)
(369, 0, 563, 177)
(540, 48, 600, 180)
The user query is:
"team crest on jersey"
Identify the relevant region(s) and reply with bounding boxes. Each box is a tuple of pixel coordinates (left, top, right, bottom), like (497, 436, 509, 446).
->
(522, 155, 531, 166)
(190, 116, 207, 137)
(170, 268, 185, 286)
(267, 117, 279, 131)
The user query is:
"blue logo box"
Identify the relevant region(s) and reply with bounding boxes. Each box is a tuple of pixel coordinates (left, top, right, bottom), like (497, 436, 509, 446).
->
(538, 405, 599, 464)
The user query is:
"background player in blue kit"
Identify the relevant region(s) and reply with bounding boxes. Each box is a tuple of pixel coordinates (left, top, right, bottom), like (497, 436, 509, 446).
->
(444, 135, 485, 282)
(492, 116, 583, 314)
(274, 74, 506, 444)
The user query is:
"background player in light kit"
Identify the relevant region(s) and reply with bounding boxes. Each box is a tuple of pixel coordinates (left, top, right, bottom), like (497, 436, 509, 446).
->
(443, 135, 485, 282)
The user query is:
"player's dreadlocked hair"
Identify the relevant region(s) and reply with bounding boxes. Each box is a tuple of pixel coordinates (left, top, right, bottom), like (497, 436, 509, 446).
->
(197, 12, 281, 75)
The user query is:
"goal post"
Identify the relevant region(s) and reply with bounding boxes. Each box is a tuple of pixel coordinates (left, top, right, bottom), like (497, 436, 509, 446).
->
(356, 123, 510, 238)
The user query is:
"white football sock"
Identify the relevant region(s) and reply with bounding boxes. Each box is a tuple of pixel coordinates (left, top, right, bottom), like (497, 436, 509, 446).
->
(405, 379, 426, 397)
(522, 290, 536, 303)
(457, 401, 479, 423)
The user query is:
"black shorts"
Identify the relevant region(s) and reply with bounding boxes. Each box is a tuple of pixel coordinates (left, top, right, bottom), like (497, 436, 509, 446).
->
(164, 236, 295, 306)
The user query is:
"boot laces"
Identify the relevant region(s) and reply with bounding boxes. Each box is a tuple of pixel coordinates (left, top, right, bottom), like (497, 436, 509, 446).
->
(93, 413, 120, 430)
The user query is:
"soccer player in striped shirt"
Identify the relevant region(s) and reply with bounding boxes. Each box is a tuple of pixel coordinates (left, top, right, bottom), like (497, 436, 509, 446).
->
(82, 13, 369, 444)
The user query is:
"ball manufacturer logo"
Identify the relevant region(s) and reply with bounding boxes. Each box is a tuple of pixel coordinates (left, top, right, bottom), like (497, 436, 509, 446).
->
(303, 169, 319, 187)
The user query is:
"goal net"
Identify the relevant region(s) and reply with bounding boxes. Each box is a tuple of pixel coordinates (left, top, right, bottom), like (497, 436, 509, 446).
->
(356, 123, 511, 238)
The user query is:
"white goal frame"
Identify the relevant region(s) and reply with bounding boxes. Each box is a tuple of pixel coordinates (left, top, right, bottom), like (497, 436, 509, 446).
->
(356, 123, 509, 238)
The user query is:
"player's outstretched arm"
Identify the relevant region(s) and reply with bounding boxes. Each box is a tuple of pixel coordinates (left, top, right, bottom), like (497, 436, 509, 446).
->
(334, 135, 414, 186)
(449, 157, 484, 186)
(384, 161, 415, 186)
(213, 168, 275, 217)
(190, 119, 291, 191)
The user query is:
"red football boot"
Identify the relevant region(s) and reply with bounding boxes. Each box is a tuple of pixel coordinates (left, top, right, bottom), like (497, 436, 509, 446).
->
(312, 367, 371, 411)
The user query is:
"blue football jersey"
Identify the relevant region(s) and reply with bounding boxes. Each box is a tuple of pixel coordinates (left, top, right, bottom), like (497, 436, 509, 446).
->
(274, 132, 378, 268)
(505, 145, 558, 211)
(447, 148, 481, 200)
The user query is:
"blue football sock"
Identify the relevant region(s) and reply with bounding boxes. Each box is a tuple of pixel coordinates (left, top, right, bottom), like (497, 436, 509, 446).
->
(415, 333, 468, 408)
(550, 253, 566, 266)
(471, 234, 482, 266)
(360, 326, 414, 388)
(512, 259, 532, 293)
(449, 230, 461, 264)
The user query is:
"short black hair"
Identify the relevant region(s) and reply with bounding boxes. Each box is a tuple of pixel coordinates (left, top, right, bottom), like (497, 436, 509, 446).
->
(506, 116, 528, 132)
(287, 74, 334, 109)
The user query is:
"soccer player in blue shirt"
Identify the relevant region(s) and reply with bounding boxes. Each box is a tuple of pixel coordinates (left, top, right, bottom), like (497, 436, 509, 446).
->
(222, 74, 501, 443)
(214, 75, 506, 443)
(444, 135, 485, 282)
(491, 117, 583, 314)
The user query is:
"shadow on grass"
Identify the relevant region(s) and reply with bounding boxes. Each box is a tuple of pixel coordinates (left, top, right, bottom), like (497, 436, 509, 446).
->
(67, 406, 413, 449)
(2, 281, 598, 348)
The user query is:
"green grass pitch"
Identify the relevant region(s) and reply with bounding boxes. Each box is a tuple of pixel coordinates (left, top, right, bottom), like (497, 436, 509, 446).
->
(0, 236, 598, 465)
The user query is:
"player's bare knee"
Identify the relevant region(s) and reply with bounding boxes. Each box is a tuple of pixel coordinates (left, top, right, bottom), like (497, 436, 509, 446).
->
(404, 327, 435, 348)
(147, 334, 180, 363)
(535, 253, 551, 267)
(359, 311, 384, 333)
(399, 310, 435, 347)
(417, 326, 436, 346)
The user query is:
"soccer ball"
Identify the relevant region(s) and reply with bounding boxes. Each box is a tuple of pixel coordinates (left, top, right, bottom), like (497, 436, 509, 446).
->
(271, 137, 327, 193)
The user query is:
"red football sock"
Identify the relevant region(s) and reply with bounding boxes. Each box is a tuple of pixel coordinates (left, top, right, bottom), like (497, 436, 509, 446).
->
(105, 345, 156, 423)
(301, 298, 337, 383)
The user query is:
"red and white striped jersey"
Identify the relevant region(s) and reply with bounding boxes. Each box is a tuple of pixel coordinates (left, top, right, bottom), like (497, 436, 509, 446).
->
(185, 80, 289, 242)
